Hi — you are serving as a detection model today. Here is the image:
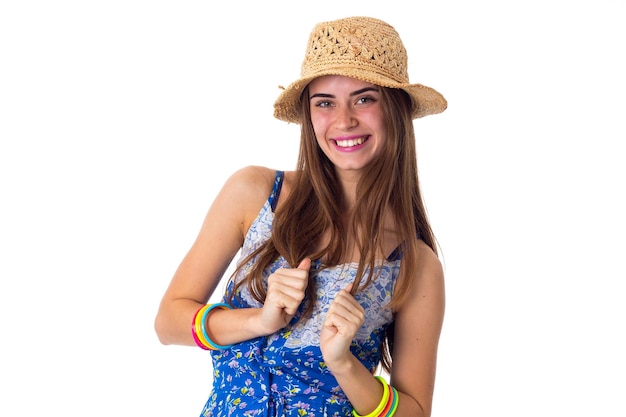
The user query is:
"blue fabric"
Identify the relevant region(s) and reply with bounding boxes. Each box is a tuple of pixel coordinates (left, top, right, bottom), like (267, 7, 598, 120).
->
(200, 171, 401, 417)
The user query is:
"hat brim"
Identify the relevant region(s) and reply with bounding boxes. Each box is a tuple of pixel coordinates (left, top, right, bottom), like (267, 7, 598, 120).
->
(273, 71, 447, 124)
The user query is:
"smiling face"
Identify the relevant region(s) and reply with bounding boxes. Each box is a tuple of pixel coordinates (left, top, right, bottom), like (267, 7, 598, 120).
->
(308, 75, 387, 176)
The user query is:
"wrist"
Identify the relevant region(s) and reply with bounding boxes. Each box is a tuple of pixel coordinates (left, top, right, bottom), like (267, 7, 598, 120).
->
(250, 307, 278, 337)
(324, 352, 358, 377)
(352, 376, 399, 417)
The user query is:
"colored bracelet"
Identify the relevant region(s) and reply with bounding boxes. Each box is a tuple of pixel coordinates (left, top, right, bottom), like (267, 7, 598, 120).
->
(379, 386, 399, 417)
(191, 303, 234, 350)
(191, 310, 209, 350)
(352, 376, 398, 417)
(200, 303, 233, 350)
(388, 386, 399, 416)
(192, 305, 212, 349)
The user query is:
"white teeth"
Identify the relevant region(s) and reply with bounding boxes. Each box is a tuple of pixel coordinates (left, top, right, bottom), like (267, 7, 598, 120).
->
(336, 137, 365, 147)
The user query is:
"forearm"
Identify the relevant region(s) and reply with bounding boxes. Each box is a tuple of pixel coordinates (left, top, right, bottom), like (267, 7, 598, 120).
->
(204, 305, 271, 346)
(155, 298, 269, 347)
(330, 356, 385, 415)
(330, 356, 427, 417)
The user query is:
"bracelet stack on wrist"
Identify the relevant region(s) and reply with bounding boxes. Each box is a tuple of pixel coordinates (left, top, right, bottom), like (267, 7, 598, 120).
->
(191, 303, 233, 350)
(352, 376, 399, 417)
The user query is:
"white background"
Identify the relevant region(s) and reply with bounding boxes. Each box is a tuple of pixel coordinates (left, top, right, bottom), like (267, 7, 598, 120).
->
(1, 1, 625, 416)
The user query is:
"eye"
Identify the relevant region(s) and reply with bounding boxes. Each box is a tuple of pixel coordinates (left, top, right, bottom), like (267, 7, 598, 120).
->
(356, 95, 377, 105)
(314, 100, 333, 108)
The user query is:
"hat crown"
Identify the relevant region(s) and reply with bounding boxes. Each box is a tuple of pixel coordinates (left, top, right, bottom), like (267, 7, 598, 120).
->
(301, 16, 409, 84)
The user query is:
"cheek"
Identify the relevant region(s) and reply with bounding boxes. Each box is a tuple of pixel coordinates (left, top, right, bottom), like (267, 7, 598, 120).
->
(310, 111, 323, 125)
(310, 115, 328, 140)
(314, 131, 327, 152)
(368, 118, 387, 141)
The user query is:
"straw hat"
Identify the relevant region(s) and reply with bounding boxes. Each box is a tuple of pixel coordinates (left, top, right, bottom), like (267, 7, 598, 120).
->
(273, 16, 447, 124)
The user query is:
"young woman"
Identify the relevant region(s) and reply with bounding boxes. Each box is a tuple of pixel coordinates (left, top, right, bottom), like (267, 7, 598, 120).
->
(155, 16, 447, 417)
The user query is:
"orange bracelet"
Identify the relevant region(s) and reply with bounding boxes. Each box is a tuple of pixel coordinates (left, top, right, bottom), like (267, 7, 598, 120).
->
(191, 303, 233, 350)
(192, 305, 212, 349)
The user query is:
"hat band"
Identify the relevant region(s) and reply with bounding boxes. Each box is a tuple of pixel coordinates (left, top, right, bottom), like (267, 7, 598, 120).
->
(301, 63, 410, 87)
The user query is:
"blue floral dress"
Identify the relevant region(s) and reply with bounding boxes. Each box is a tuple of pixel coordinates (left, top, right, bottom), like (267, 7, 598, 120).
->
(200, 171, 402, 417)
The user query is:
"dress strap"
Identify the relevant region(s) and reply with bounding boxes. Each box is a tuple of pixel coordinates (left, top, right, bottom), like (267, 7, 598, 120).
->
(387, 231, 423, 261)
(268, 170, 285, 212)
(387, 245, 403, 261)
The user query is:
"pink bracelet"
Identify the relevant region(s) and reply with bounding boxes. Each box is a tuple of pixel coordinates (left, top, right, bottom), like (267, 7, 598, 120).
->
(191, 303, 234, 350)
(191, 306, 211, 350)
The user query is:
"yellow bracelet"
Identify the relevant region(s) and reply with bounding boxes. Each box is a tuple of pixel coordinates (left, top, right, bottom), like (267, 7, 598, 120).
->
(191, 306, 210, 349)
(352, 376, 390, 417)
(193, 305, 212, 349)
(200, 303, 233, 350)
(192, 304, 234, 350)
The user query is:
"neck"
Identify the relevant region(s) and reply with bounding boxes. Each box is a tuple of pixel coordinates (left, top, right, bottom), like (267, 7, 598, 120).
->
(335, 169, 361, 211)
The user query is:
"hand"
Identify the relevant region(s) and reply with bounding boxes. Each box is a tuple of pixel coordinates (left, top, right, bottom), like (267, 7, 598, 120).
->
(320, 283, 365, 369)
(259, 258, 310, 334)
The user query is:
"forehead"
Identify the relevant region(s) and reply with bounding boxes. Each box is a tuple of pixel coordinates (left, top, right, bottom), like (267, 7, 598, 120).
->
(308, 75, 378, 93)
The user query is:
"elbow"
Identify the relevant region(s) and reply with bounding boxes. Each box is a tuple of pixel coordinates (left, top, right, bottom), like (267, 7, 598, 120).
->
(153, 312, 171, 345)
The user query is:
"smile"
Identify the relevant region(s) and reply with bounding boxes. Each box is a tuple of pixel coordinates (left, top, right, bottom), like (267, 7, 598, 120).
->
(334, 136, 367, 148)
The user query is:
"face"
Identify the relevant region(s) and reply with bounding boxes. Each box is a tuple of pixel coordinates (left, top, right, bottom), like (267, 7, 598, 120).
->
(308, 75, 386, 175)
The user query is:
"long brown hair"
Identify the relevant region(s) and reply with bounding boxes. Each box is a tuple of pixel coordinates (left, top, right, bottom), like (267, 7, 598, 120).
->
(228, 86, 437, 373)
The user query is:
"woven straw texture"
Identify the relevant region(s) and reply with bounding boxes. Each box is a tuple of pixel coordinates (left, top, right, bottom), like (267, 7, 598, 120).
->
(273, 16, 447, 123)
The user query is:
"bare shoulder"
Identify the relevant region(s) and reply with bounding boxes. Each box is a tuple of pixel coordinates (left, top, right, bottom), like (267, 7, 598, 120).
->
(219, 166, 284, 229)
(233, 166, 297, 205)
(408, 240, 445, 312)
(224, 165, 278, 199)
(395, 239, 445, 322)
(415, 240, 444, 282)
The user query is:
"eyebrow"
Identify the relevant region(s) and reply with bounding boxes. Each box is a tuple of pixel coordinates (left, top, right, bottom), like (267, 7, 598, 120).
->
(309, 86, 380, 100)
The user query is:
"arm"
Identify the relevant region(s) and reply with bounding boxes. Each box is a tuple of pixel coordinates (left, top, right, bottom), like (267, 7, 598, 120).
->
(322, 241, 445, 417)
(387, 241, 445, 416)
(154, 166, 277, 346)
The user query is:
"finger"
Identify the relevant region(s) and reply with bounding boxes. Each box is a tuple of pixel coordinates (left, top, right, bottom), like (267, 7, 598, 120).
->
(328, 302, 364, 326)
(267, 280, 306, 305)
(270, 273, 308, 294)
(272, 264, 309, 283)
(297, 257, 311, 271)
(323, 307, 362, 337)
(333, 287, 362, 311)
(328, 291, 365, 323)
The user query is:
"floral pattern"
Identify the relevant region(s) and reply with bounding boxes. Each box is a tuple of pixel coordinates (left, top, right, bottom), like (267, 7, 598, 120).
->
(200, 171, 401, 417)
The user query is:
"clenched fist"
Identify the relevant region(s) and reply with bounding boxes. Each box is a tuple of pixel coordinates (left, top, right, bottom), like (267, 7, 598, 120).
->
(320, 283, 365, 368)
(259, 258, 311, 334)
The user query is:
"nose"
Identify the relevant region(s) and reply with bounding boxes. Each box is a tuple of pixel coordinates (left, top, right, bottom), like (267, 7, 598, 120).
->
(334, 105, 357, 130)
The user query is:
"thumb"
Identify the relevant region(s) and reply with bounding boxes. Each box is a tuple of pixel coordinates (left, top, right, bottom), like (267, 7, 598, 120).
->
(297, 257, 311, 271)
